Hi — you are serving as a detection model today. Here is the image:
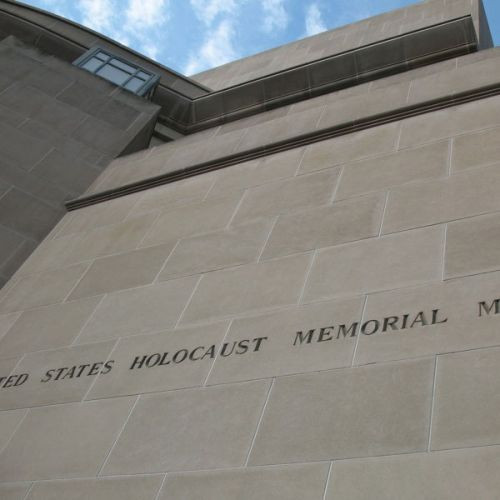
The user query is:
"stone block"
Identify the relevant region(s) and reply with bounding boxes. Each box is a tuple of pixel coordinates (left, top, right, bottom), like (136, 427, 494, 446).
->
(181, 253, 312, 324)
(159, 463, 330, 500)
(383, 163, 500, 233)
(432, 348, 500, 450)
(88, 322, 228, 399)
(102, 380, 271, 474)
(0, 311, 20, 339)
(0, 341, 115, 410)
(452, 126, 500, 172)
(77, 276, 199, 343)
(445, 212, 500, 279)
(232, 169, 340, 225)
(0, 408, 26, 449)
(0, 483, 31, 500)
(298, 122, 399, 175)
(336, 140, 449, 200)
(355, 271, 500, 365)
(0, 397, 135, 481)
(0, 263, 88, 313)
(27, 476, 164, 500)
(261, 193, 384, 259)
(302, 226, 444, 302)
(327, 446, 500, 500)
(249, 358, 434, 464)
(208, 149, 301, 198)
(141, 194, 242, 247)
(208, 297, 363, 385)
(0, 296, 101, 357)
(159, 219, 273, 280)
(68, 243, 175, 300)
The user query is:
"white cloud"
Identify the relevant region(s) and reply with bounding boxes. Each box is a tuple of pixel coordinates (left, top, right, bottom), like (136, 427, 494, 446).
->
(77, 0, 114, 32)
(184, 19, 237, 75)
(125, 0, 168, 29)
(190, 0, 237, 26)
(261, 0, 288, 34)
(305, 3, 326, 36)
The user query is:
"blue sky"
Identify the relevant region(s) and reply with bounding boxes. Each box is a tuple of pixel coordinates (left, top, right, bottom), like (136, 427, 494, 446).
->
(23, 0, 500, 75)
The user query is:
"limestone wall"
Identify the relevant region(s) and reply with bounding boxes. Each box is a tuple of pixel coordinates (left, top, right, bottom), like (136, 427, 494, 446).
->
(1, 86, 500, 497)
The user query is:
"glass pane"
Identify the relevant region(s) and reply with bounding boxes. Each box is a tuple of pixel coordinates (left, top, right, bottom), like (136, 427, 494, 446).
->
(95, 51, 109, 62)
(81, 57, 103, 72)
(124, 77, 145, 92)
(96, 64, 130, 85)
(137, 70, 151, 80)
(109, 58, 136, 74)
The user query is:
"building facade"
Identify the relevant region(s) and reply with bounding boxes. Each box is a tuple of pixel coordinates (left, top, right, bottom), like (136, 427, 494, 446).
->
(1, 0, 500, 498)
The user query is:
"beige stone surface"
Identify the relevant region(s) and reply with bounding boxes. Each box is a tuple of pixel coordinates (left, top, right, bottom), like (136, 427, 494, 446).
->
(249, 358, 434, 465)
(452, 126, 500, 172)
(159, 463, 330, 500)
(0, 483, 32, 500)
(0, 263, 88, 313)
(88, 322, 229, 399)
(140, 194, 241, 247)
(27, 475, 164, 500)
(77, 276, 199, 343)
(0, 408, 26, 450)
(0, 341, 115, 410)
(302, 226, 444, 302)
(0, 297, 101, 357)
(102, 380, 270, 474)
(0, 312, 20, 339)
(208, 149, 302, 198)
(356, 271, 500, 365)
(445, 212, 500, 279)
(327, 446, 500, 500)
(432, 348, 500, 450)
(336, 140, 449, 200)
(68, 244, 174, 300)
(0, 397, 135, 481)
(261, 193, 384, 259)
(383, 163, 500, 233)
(231, 169, 340, 224)
(208, 297, 363, 385)
(159, 219, 273, 280)
(398, 96, 500, 149)
(298, 123, 399, 175)
(181, 253, 311, 324)
(133, 174, 216, 214)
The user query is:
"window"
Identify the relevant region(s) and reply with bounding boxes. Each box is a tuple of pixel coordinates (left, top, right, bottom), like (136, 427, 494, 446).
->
(74, 48, 160, 98)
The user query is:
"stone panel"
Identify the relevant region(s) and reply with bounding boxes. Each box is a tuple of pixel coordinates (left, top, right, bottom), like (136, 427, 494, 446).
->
(0, 296, 101, 357)
(356, 271, 500, 365)
(249, 358, 434, 464)
(432, 348, 500, 450)
(261, 193, 384, 259)
(181, 253, 311, 324)
(445, 213, 500, 279)
(0, 408, 26, 449)
(88, 322, 229, 399)
(102, 380, 270, 474)
(298, 122, 399, 175)
(335, 140, 449, 200)
(159, 219, 273, 280)
(208, 297, 363, 385)
(159, 463, 329, 500)
(383, 163, 500, 233)
(0, 397, 135, 481)
(302, 226, 444, 302)
(452, 127, 500, 172)
(0, 483, 31, 500)
(327, 446, 500, 500)
(0, 341, 115, 410)
(68, 243, 175, 300)
(77, 276, 199, 343)
(27, 476, 164, 500)
(231, 169, 340, 224)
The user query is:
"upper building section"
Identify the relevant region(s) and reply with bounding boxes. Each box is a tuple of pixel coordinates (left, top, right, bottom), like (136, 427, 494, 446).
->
(0, 0, 493, 137)
(193, 0, 493, 90)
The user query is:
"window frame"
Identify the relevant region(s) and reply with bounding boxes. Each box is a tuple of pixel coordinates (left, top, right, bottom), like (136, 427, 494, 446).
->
(73, 47, 160, 98)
